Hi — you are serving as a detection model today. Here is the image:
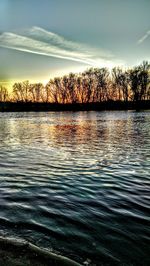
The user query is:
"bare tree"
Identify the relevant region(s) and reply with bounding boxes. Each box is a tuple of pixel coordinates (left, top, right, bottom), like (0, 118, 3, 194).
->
(4, 61, 149, 105)
(0, 86, 9, 102)
(94, 68, 109, 102)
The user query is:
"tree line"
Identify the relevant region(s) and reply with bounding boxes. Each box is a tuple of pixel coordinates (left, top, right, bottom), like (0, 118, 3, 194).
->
(0, 61, 150, 104)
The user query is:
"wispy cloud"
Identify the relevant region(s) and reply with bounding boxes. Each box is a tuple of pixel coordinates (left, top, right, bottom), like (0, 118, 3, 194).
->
(0, 26, 122, 68)
(137, 30, 150, 44)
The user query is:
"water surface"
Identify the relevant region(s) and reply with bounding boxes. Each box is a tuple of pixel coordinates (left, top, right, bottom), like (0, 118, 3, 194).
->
(0, 111, 150, 265)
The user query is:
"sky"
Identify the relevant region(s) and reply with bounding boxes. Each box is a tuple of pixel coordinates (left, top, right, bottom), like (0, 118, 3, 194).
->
(0, 0, 150, 87)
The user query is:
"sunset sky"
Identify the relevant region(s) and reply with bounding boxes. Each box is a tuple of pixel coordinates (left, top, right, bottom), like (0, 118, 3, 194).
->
(0, 0, 150, 87)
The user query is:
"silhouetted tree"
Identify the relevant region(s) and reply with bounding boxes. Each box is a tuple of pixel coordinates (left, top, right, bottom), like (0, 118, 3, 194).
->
(13, 82, 24, 101)
(138, 61, 150, 100)
(94, 68, 109, 102)
(1, 61, 149, 107)
(29, 83, 44, 102)
(112, 67, 123, 101)
(0, 86, 9, 102)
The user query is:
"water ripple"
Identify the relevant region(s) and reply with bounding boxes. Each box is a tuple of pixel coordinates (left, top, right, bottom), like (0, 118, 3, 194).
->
(0, 111, 150, 265)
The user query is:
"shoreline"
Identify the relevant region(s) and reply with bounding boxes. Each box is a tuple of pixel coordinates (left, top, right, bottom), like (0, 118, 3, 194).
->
(0, 100, 149, 112)
(0, 236, 81, 266)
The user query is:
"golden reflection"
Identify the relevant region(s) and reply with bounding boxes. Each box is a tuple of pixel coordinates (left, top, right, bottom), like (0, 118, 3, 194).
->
(0, 112, 147, 162)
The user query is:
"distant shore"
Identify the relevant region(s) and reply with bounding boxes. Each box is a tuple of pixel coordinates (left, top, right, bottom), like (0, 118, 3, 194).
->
(0, 100, 149, 112)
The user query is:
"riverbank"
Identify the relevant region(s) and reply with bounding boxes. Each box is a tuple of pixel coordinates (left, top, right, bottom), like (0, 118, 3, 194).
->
(0, 237, 81, 266)
(0, 100, 149, 112)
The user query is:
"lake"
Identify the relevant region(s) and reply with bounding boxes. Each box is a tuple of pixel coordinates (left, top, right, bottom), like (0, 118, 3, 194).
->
(0, 111, 149, 265)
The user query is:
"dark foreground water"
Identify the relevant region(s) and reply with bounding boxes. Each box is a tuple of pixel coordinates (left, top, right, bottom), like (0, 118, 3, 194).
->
(0, 111, 149, 265)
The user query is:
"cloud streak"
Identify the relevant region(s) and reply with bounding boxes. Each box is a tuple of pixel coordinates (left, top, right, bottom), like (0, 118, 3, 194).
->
(137, 30, 150, 44)
(0, 26, 121, 68)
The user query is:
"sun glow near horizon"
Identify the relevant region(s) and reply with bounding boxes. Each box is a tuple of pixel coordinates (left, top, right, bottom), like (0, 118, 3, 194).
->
(0, 60, 126, 92)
